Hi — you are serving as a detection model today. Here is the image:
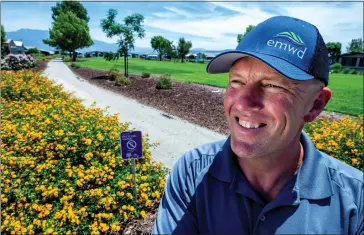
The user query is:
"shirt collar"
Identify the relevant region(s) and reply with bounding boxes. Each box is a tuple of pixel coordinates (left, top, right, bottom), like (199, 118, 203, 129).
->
(208, 131, 334, 200)
(208, 136, 237, 183)
(294, 131, 334, 200)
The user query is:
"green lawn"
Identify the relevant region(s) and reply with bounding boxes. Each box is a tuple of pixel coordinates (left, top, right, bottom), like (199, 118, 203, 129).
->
(73, 57, 363, 115)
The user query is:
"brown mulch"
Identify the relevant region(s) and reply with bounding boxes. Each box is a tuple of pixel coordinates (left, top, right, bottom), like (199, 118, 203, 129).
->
(31, 60, 48, 73)
(116, 210, 157, 235)
(70, 66, 230, 135)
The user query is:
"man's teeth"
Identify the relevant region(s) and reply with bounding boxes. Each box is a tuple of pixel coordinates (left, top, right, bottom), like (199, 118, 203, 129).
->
(238, 120, 263, 129)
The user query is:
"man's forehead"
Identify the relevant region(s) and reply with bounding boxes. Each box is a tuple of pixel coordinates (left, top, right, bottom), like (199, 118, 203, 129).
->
(229, 57, 291, 82)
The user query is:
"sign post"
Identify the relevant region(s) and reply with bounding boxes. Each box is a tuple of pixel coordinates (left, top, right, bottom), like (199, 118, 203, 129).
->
(120, 130, 143, 204)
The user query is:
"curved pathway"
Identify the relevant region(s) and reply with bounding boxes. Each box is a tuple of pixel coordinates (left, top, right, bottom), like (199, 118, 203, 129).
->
(42, 59, 226, 169)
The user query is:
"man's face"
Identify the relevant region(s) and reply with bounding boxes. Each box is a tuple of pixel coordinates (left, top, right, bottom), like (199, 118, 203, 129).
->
(224, 57, 327, 159)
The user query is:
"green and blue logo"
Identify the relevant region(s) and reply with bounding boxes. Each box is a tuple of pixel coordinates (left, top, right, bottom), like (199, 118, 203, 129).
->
(274, 32, 305, 46)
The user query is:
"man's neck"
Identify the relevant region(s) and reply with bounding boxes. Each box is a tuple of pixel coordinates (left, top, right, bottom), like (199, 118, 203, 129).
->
(237, 142, 304, 202)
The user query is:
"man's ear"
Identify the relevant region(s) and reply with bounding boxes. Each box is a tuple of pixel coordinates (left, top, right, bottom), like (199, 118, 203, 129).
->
(304, 87, 332, 122)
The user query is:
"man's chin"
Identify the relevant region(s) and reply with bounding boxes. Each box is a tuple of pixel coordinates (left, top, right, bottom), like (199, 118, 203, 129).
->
(230, 137, 261, 159)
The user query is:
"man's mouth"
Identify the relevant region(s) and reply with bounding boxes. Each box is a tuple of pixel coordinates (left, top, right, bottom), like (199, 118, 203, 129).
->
(236, 117, 267, 129)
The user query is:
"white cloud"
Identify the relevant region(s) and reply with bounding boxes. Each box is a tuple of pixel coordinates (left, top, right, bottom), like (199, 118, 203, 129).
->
(163, 6, 194, 18)
(144, 2, 362, 51)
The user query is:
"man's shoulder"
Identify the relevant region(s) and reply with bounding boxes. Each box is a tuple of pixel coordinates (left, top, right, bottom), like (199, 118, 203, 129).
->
(171, 138, 228, 179)
(319, 151, 363, 185)
(319, 151, 363, 205)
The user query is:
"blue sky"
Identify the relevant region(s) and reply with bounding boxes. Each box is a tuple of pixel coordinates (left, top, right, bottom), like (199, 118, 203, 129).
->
(2, 2, 363, 52)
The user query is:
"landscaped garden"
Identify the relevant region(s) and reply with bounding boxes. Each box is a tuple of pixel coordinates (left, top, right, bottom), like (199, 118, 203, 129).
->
(71, 57, 363, 115)
(1, 70, 168, 234)
(0, 59, 362, 234)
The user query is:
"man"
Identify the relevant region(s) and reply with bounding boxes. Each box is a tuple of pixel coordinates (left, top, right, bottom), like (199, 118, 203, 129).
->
(152, 16, 363, 234)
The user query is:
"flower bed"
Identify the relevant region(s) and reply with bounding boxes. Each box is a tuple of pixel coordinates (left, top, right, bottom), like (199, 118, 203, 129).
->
(1, 70, 168, 234)
(304, 115, 363, 170)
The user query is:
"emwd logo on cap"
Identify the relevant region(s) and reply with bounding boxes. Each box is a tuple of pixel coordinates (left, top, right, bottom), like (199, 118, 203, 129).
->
(267, 31, 307, 59)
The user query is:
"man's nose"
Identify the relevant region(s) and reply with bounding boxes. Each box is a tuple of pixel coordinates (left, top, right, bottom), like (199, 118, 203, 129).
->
(235, 84, 264, 111)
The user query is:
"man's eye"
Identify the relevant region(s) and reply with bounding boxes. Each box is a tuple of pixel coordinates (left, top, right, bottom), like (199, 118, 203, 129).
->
(264, 84, 283, 89)
(230, 80, 244, 87)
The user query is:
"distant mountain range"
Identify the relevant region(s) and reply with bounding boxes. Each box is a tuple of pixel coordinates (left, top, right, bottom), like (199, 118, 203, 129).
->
(6, 29, 231, 54)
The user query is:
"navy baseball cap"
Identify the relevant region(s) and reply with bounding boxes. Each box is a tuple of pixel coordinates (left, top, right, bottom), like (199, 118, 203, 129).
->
(207, 16, 329, 86)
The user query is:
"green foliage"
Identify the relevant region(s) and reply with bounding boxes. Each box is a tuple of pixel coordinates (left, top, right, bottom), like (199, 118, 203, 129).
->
(151, 35, 170, 61)
(142, 72, 150, 78)
(104, 52, 119, 61)
(346, 38, 363, 53)
(330, 63, 342, 71)
(1, 24, 7, 57)
(63, 57, 73, 62)
(237, 25, 255, 43)
(1, 24, 6, 44)
(101, 9, 145, 77)
(177, 38, 192, 63)
(350, 69, 358, 74)
(107, 68, 120, 81)
(43, 11, 93, 62)
(115, 74, 131, 86)
(156, 74, 172, 89)
(326, 42, 342, 57)
(51, 1, 89, 22)
(70, 62, 80, 68)
(27, 48, 40, 54)
(342, 68, 350, 74)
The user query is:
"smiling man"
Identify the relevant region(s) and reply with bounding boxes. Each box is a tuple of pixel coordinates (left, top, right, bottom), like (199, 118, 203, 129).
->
(152, 16, 363, 234)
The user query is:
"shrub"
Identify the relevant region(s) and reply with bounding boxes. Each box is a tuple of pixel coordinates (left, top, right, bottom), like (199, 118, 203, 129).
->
(142, 72, 150, 78)
(304, 115, 363, 170)
(27, 48, 40, 54)
(0, 54, 35, 71)
(330, 63, 342, 71)
(342, 68, 350, 74)
(63, 57, 73, 62)
(350, 69, 358, 74)
(1, 70, 168, 234)
(156, 74, 172, 89)
(107, 69, 120, 81)
(70, 63, 80, 68)
(115, 74, 131, 86)
(331, 69, 340, 74)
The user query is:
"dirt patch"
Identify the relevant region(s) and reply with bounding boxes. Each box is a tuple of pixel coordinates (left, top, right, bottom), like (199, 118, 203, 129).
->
(31, 60, 48, 73)
(70, 66, 230, 135)
(115, 210, 157, 235)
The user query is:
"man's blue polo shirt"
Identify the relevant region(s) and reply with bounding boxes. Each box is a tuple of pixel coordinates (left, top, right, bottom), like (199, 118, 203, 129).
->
(152, 131, 364, 234)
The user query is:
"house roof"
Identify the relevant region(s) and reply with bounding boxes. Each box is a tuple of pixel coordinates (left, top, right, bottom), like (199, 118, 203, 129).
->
(340, 52, 364, 57)
(13, 41, 24, 47)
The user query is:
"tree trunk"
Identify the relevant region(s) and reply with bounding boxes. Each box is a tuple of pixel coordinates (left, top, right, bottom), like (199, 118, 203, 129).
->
(72, 49, 77, 62)
(181, 55, 184, 63)
(160, 54, 162, 61)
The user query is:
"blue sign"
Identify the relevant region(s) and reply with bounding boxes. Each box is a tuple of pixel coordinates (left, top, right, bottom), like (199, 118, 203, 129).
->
(120, 131, 143, 160)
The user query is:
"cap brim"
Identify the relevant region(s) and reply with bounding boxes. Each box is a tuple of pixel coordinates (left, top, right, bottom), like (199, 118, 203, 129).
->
(206, 51, 314, 82)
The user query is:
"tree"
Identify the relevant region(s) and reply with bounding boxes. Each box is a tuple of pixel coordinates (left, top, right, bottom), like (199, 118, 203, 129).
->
(52, 1, 89, 22)
(177, 37, 192, 63)
(202, 53, 207, 62)
(237, 25, 255, 43)
(1, 24, 7, 57)
(151, 35, 169, 61)
(1, 24, 6, 44)
(346, 38, 363, 53)
(101, 9, 145, 77)
(43, 11, 93, 61)
(165, 40, 176, 61)
(326, 42, 342, 57)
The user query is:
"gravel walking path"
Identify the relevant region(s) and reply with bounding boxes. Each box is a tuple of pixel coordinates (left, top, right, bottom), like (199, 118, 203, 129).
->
(42, 59, 226, 169)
